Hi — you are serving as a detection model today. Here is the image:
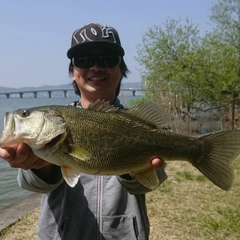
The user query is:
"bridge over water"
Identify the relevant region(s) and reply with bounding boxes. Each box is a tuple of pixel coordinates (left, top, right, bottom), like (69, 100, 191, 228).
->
(0, 88, 145, 99)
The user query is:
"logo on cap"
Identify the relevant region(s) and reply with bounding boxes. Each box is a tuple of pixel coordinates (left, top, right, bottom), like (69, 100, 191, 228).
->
(73, 23, 117, 44)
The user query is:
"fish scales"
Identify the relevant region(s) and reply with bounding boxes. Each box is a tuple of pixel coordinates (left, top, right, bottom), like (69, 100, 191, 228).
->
(58, 106, 200, 169)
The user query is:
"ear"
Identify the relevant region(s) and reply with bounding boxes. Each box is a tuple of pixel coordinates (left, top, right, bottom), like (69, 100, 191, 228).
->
(69, 62, 74, 79)
(70, 66, 75, 80)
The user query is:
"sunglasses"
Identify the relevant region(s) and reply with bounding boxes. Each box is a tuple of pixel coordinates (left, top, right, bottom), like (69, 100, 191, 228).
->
(72, 55, 121, 68)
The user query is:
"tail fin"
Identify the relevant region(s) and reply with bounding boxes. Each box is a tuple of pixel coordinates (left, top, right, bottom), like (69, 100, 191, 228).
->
(193, 130, 240, 191)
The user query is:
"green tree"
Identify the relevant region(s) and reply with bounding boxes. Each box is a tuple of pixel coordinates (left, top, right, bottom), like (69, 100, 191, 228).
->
(137, 1, 240, 131)
(208, 0, 240, 129)
(137, 18, 202, 113)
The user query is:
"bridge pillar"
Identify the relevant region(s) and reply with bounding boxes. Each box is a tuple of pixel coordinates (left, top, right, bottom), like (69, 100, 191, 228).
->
(6, 93, 10, 98)
(19, 93, 24, 98)
(47, 91, 52, 98)
(63, 90, 67, 98)
(33, 92, 38, 98)
(132, 90, 136, 96)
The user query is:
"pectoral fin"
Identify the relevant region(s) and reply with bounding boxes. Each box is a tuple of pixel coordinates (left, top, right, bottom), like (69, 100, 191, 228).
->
(61, 166, 81, 187)
(68, 145, 91, 161)
(133, 168, 160, 190)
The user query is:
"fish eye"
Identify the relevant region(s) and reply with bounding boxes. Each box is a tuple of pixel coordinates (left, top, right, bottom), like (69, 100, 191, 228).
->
(22, 109, 30, 117)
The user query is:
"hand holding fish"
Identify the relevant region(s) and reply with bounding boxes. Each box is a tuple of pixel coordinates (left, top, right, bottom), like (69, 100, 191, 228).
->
(0, 143, 164, 170)
(0, 143, 50, 169)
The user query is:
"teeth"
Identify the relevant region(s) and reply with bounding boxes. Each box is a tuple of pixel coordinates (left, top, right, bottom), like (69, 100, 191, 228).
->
(89, 77, 105, 81)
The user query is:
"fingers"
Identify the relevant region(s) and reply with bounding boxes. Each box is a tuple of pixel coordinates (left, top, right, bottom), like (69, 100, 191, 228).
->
(0, 143, 50, 170)
(0, 146, 15, 160)
(151, 157, 165, 169)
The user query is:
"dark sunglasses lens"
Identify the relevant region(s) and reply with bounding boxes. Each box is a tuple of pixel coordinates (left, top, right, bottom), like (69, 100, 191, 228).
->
(98, 56, 120, 67)
(73, 57, 94, 68)
(73, 55, 120, 68)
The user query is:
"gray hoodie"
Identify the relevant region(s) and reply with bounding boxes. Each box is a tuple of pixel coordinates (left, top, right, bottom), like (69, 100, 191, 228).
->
(17, 99, 167, 240)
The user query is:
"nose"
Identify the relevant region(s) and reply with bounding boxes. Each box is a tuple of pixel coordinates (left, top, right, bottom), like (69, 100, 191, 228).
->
(90, 62, 103, 71)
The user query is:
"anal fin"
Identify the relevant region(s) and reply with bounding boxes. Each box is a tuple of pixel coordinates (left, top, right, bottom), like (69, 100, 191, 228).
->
(133, 168, 160, 190)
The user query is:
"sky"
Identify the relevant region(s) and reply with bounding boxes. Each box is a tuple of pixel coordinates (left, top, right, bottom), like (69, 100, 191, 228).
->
(0, 0, 217, 88)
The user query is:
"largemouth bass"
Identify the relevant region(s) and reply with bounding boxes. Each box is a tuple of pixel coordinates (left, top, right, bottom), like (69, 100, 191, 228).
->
(1, 100, 240, 191)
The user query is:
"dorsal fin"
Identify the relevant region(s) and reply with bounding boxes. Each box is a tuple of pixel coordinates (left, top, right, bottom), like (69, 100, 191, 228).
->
(126, 101, 170, 129)
(87, 99, 119, 112)
(87, 100, 170, 129)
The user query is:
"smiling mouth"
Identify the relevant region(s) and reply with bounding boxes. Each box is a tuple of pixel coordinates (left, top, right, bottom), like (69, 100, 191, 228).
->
(88, 77, 106, 81)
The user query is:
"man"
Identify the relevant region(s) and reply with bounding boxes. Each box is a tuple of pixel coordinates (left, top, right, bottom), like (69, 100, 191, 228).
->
(0, 22, 167, 240)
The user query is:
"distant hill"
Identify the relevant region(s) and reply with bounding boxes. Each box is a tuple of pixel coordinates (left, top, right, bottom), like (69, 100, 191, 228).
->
(0, 86, 17, 92)
(0, 82, 144, 93)
(121, 81, 145, 89)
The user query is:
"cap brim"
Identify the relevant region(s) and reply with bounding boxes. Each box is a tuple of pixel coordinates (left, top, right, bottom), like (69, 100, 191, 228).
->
(67, 42, 125, 59)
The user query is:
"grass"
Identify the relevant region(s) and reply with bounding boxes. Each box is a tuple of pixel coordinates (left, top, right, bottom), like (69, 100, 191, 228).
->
(147, 159, 240, 240)
(1, 158, 240, 240)
(0, 207, 39, 240)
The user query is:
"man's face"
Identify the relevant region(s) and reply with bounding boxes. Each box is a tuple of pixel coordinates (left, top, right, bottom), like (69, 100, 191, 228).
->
(71, 49, 123, 103)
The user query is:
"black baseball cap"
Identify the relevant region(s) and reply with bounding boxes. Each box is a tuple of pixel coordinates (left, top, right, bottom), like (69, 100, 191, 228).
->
(67, 23, 125, 59)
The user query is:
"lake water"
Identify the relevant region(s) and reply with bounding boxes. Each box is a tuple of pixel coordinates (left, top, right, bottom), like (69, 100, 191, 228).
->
(0, 93, 143, 209)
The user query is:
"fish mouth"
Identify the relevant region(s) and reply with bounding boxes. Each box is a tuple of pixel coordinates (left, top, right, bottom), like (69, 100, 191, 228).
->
(0, 113, 17, 147)
(4, 112, 14, 130)
(0, 133, 16, 147)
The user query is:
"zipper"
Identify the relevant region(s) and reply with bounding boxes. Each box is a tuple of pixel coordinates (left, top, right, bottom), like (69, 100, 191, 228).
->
(97, 175, 103, 240)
